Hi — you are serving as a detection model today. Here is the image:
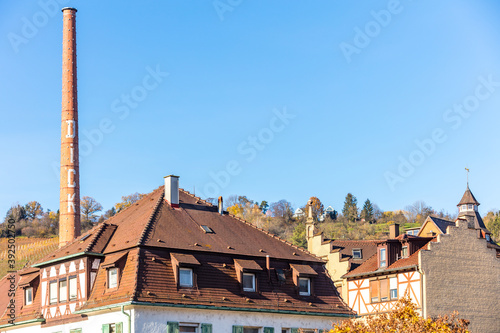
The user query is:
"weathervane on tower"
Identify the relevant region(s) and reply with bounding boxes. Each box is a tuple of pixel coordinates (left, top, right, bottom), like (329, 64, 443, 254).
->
(465, 167, 470, 187)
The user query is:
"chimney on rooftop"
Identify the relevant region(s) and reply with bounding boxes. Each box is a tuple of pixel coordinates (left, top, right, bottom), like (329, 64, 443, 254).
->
(59, 7, 80, 248)
(218, 196, 223, 215)
(164, 175, 179, 207)
(389, 223, 400, 239)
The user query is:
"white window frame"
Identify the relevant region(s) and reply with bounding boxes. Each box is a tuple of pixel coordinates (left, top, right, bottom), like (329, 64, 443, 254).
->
(390, 277, 398, 299)
(69, 276, 77, 300)
(25, 287, 33, 305)
(352, 249, 362, 259)
(242, 272, 256, 292)
(401, 246, 408, 258)
(108, 267, 118, 289)
(59, 279, 67, 302)
(380, 248, 387, 267)
(179, 268, 194, 288)
(49, 281, 58, 304)
(298, 277, 311, 296)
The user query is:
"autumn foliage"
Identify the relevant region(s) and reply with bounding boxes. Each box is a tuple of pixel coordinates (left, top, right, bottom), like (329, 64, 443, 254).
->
(329, 295, 469, 333)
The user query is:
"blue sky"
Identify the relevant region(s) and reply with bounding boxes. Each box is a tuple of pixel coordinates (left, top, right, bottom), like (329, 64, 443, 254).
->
(1, 0, 500, 218)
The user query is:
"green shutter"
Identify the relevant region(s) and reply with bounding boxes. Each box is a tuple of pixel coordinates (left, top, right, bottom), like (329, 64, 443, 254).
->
(201, 323, 213, 333)
(232, 326, 244, 333)
(102, 324, 110, 333)
(291, 328, 299, 333)
(116, 322, 123, 333)
(264, 328, 274, 333)
(167, 321, 180, 333)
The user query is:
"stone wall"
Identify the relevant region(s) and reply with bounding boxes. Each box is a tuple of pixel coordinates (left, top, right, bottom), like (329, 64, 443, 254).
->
(419, 220, 500, 333)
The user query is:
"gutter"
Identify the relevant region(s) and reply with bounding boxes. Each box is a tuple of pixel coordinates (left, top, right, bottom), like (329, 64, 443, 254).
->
(75, 301, 355, 318)
(343, 265, 418, 279)
(121, 305, 131, 333)
(0, 318, 45, 329)
(32, 252, 104, 267)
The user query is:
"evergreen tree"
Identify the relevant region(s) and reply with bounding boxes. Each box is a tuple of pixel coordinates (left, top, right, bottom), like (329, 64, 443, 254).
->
(361, 199, 374, 222)
(291, 223, 306, 248)
(342, 193, 358, 222)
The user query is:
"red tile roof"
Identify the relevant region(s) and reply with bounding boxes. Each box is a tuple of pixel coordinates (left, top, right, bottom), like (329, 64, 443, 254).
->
(1, 186, 353, 324)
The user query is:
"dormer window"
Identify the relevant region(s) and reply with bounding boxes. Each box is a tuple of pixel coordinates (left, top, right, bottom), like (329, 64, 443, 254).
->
(401, 246, 408, 258)
(242, 273, 256, 292)
(352, 249, 362, 259)
(25, 287, 33, 306)
(171, 253, 201, 289)
(298, 277, 311, 296)
(290, 264, 318, 297)
(108, 268, 118, 288)
(179, 268, 194, 288)
(380, 248, 387, 267)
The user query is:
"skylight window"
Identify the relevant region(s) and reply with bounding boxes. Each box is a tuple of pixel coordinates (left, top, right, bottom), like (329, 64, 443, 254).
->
(81, 234, 91, 241)
(200, 225, 214, 234)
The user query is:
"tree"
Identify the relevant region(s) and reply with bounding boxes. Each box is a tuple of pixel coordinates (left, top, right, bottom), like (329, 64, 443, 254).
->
(404, 201, 436, 224)
(24, 201, 43, 220)
(269, 200, 293, 223)
(114, 192, 145, 212)
(360, 199, 374, 222)
(309, 197, 324, 220)
(485, 211, 500, 243)
(342, 193, 358, 222)
(329, 294, 469, 333)
(259, 201, 269, 214)
(81, 196, 103, 232)
(291, 222, 306, 248)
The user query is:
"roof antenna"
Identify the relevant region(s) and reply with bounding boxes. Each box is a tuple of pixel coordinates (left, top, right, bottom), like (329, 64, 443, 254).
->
(465, 167, 470, 188)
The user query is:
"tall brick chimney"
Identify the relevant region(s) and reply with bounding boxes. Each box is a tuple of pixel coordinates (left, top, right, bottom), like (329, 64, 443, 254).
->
(59, 7, 80, 248)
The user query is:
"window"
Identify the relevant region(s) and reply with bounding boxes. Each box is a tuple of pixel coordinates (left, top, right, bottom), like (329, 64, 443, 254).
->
(390, 277, 398, 299)
(108, 268, 118, 288)
(59, 279, 67, 302)
(370, 279, 379, 302)
(102, 323, 123, 333)
(468, 204, 473, 210)
(69, 276, 77, 300)
(380, 248, 386, 267)
(282, 330, 290, 333)
(380, 278, 388, 301)
(49, 281, 58, 304)
(25, 287, 33, 305)
(200, 225, 214, 233)
(462, 204, 467, 211)
(180, 323, 198, 332)
(401, 246, 408, 258)
(243, 328, 259, 333)
(486, 234, 491, 242)
(179, 268, 194, 287)
(352, 249, 362, 259)
(242, 273, 256, 292)
(70, 329, 82, 333)
(298, 277, 311, 296)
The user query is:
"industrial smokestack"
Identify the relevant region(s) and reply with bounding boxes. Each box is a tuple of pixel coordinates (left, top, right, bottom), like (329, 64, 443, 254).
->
(59, 7, 81, 248)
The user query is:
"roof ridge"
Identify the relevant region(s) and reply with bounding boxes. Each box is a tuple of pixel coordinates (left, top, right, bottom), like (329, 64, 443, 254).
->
(137, 190, 165, 246)
(85, 222, 109, 252)
(179, 188, 215, 207)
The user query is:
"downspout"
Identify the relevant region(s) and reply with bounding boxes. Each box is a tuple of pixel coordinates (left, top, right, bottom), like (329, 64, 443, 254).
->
(121, 305, 131, 333)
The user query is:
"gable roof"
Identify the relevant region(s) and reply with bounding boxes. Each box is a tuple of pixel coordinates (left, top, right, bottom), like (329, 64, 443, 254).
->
(1, 186, 353, 325)
(330, 240, 380, 272)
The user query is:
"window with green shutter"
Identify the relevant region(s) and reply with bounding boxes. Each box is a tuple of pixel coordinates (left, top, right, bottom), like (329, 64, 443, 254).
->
(167, 321, 180, 333)
(102, 322, 123, 333)
(264, 328, 274, 333)
(201, 323, 213, 333)
(232, 326, 244, 333)
(70, 330, 82, 333)
(290, 328, 299, 333)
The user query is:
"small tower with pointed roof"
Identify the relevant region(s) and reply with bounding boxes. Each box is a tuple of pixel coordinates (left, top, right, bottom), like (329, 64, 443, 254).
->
(457, 184, 491, 237)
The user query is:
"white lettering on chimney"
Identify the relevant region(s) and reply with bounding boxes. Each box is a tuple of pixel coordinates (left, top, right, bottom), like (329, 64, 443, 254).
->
(68, 169, 76, 187)
(67, 193, 76, 212)
(66, 119, 75, 138)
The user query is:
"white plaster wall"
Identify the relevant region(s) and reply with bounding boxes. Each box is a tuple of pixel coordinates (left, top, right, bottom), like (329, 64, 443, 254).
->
(0, 309, 133, 333)
(134, 306, 349, 333)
